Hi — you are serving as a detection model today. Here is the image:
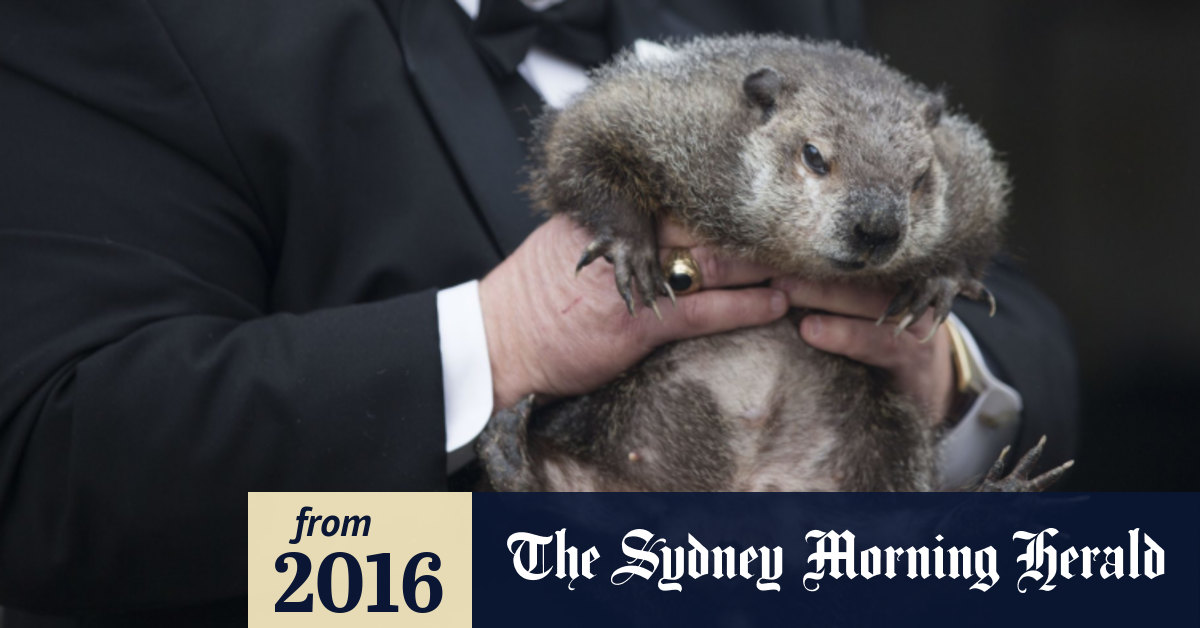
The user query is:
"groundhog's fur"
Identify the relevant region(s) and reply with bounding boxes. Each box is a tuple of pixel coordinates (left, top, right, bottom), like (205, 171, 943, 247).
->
(478, 36, 1020, 491)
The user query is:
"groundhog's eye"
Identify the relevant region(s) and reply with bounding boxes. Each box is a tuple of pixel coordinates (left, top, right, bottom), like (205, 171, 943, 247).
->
(801, 143, 830, 176)
(912, 168, 930, 192)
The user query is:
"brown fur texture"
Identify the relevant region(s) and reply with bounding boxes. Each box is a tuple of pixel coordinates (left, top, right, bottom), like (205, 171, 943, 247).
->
(480, 36, 1012, 491)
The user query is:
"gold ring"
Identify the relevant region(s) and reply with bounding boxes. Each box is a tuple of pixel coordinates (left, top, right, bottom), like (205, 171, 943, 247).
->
(662, 249, 702, 295)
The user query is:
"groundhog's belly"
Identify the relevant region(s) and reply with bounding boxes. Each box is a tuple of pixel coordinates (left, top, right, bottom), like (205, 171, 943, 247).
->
(526, 317, 937, 491)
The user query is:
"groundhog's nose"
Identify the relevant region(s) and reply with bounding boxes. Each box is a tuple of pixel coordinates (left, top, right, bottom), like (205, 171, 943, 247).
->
(852, 222, 899, 249)
(847, 206, 905, 264)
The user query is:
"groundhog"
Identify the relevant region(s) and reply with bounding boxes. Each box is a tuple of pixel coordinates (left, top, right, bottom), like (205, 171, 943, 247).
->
(477, 35, 1070, 492)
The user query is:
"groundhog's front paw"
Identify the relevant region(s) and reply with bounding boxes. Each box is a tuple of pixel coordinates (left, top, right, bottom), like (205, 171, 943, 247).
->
(976, 435, 1075, 492)
(880, 275, 996, 340)
(576, 235, 672, 319)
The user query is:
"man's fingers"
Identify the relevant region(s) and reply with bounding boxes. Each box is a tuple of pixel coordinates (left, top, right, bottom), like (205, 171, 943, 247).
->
(799, 313, 912, 369)
(658, 220, 777, 289)
(899, 308, 938, 342)
(651, 288, 788, 344)
(776, 278, 893, 321)
(777, 277, 939, 340)
(682, 246, 778, 289)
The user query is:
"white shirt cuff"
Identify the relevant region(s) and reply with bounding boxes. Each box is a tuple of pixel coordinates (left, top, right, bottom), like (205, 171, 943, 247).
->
(937, 313, 1024, 489)
(437, 280, 495, 471)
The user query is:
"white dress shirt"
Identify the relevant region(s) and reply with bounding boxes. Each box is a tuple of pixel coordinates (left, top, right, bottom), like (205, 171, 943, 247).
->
(437, 0, 1022, 487)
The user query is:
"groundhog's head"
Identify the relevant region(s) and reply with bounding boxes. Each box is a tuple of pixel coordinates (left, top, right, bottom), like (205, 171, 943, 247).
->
(737, 61, 951, 278)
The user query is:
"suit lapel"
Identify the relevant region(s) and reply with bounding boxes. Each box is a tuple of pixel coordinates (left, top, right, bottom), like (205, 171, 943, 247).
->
(380, 0, 701, 257)
(383, 0, 539, 256)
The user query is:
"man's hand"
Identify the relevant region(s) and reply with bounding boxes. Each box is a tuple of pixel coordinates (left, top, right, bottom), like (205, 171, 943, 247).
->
(479, 215, 788, 410)
(774, 277, 957, 425)
(481, 216, 957, 424)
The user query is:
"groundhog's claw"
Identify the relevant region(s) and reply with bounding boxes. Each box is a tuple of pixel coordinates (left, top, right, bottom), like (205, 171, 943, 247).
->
(576, 237, 614, 275)
(571, 210, 667, 318)
(886, 277, 956, 339)
(884, 276, 994, 339)
(959, 279, 997, 317)
(881, 283, 918, 322)
(583, 236, 666, 319)
(662, 280, 677, 306)
(926, 287, 958, 341)
(976, 435, 1074, 492)
(615, 267, 637, 316)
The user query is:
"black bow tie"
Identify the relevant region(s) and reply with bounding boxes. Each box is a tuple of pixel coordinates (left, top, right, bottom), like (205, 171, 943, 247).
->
(471, 0, 613, 77)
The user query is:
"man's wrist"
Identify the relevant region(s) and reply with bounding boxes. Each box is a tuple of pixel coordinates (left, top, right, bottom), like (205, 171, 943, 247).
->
(479, 264, 540, 411)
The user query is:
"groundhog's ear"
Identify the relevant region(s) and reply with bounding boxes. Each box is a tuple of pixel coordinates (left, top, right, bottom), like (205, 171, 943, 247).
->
(924, 92, 946, 128)
(743, 67, 782, 113)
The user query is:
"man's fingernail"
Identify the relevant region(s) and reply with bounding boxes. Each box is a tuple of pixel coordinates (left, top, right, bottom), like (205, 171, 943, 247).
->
(803, 315, 822, 338)
(770, 291, 787, 315)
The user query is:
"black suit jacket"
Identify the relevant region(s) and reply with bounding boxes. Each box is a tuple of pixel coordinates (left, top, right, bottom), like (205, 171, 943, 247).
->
(0, 0, 1076, 624)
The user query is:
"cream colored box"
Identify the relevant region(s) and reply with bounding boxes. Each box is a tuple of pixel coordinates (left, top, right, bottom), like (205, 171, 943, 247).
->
(248, 492, 471, 627)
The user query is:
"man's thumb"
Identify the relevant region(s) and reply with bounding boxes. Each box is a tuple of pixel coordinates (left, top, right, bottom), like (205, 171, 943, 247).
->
(653, 288, 788, 343)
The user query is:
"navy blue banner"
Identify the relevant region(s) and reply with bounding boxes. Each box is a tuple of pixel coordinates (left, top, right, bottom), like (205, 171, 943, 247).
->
(472, 493, 1199, 626)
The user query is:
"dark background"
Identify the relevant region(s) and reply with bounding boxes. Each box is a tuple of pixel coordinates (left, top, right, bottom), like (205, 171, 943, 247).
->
(672, 0, 1200, 490)
(865, 1, 1200, 491)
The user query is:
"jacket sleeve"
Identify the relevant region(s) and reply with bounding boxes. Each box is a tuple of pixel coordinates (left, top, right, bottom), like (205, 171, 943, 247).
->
(0, 1, 448, 612)
(953, 257, 1081, 475)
